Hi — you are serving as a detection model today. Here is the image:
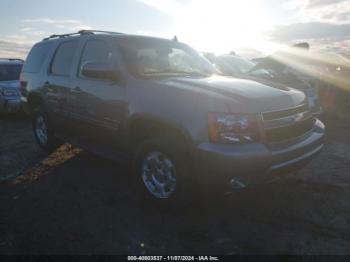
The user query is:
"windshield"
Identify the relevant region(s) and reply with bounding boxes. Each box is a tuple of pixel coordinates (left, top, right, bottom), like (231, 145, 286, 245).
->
(219, 55, 256, 73)
(118, 38, 215, 77)
(0, 64, 22, 81)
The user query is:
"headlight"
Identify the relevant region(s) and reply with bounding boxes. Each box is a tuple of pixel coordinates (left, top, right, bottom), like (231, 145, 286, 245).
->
(2, 89, 18, 96)
(208, 113, 259, 143)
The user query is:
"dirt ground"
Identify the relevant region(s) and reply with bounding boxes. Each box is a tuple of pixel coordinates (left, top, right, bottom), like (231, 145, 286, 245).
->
(1, 115, 350, 255)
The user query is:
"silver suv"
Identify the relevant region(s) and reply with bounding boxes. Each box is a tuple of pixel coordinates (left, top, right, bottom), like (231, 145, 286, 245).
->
(0, 59, 23, 113)
(21, 31, 325, 201)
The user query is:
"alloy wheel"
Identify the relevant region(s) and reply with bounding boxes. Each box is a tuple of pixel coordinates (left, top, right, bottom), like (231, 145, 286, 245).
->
(141, 151, 177, 199)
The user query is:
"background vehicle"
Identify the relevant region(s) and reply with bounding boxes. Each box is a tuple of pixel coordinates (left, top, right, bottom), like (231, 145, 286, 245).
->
(21, 31, 325, 201)
(0, 58, 24, 113)
(251, 45, 322, 115)
(203, 53, 272, 80)
(204, 52, 321, 114)
(312, 52, 350, 119)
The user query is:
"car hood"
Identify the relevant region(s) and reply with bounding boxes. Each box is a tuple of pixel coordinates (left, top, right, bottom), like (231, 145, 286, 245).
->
(152, 75, 306, 113)
(0, 80, 20, 89)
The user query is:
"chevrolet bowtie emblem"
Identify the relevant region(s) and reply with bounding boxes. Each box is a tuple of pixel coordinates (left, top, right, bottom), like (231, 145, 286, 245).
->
(293, 113, 304, 123)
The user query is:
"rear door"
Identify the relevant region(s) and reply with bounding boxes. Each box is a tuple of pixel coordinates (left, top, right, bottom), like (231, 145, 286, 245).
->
(68, 38, 128, 153)
(45, 40, 80, 135)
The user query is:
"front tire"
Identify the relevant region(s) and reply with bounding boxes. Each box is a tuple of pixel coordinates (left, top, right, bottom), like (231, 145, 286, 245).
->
(133, 135, 191, 204)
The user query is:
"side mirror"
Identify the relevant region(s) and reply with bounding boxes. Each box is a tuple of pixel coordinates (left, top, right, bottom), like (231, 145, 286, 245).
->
(81, 62, 118, 81)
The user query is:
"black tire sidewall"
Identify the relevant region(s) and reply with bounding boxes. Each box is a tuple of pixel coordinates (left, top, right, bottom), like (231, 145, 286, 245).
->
(133, 135, 191, 206)
(32, 106, 58, 152)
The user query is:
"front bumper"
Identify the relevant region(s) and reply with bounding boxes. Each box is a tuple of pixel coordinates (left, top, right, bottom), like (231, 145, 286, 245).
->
(0, 97, 22, 113)
(194, 119, 325, 190)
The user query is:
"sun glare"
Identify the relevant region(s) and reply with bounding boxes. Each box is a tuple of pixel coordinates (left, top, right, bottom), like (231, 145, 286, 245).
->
(173, 0, 271, 54)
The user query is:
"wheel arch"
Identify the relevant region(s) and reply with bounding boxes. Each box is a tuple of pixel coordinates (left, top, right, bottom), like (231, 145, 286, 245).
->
(127, 114, 194, 155)
(27, 91, 46, 115)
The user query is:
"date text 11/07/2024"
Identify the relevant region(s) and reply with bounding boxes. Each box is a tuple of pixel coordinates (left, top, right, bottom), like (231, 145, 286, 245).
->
(127, 256, 220, 261)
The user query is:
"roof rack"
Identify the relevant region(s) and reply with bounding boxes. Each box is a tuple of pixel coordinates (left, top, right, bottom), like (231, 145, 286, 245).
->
(43, 32, 86, 41)
(0, 58, 24, 62)
(43, 30, 124, 41)
(78, 30, 124, 35)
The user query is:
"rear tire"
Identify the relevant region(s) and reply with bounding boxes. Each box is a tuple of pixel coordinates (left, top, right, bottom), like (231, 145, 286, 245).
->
(32, 106, 61, 152)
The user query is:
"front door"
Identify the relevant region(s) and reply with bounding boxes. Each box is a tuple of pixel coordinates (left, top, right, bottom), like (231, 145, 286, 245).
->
(68, 38, 128, 154)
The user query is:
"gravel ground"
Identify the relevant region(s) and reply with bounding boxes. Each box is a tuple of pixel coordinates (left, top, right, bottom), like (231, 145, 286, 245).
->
(0, 116, 46, 181)
(0, 115, 350, 254)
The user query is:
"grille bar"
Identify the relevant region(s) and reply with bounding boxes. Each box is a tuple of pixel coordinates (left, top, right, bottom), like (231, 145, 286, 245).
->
(265, 118, 315, 143)
(262, 104, 308, 121)
(261, 104, 315, 143)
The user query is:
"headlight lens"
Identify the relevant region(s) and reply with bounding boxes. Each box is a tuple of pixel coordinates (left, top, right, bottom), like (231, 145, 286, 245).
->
(2, 88, 18, 96)
(208, 113, 259, 143)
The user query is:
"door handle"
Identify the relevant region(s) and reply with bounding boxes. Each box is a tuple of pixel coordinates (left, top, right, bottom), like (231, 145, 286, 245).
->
(43, 82, 54, 92)
(70, 86, 82, 94)
(43, 81, 51, 88)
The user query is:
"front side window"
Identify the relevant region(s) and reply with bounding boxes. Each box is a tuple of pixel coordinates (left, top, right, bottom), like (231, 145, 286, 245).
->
(51, 41, 78, 76)
(79, 40, 113, 77)
(0, 64, 23, 81)
(118, 38, 215, 77)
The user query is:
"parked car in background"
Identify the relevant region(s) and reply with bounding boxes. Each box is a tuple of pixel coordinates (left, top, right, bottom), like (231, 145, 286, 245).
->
(251, 45, 322, 115)
(203, 53, 273, 80)
(21, 31, 324, 201)
(0, 59, 24, 113)
(312, 51, 350, 117)
(203, 52, 321, 114)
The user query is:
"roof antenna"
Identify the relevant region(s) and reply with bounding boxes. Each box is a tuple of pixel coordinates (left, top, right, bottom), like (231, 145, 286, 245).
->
(173, 35, 178, 42)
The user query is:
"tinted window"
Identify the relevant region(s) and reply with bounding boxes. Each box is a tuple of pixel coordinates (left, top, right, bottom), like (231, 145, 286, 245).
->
(22, 43, 52, 73)
(51, 41, 78, 76)
(0, 64, 23, 81)
(79, 40, 113, 76)
(118, 38, 215, 77)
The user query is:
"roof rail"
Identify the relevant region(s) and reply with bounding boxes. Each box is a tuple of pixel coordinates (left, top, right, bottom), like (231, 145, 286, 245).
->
(43, 30, 124, 41)
(43, 32, 86, 41)
(0, 58, 24, 62)
(78, 30, 124, 35)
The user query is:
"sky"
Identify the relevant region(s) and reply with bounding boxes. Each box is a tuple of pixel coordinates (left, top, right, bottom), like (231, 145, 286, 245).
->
(1, 0, 350, 59)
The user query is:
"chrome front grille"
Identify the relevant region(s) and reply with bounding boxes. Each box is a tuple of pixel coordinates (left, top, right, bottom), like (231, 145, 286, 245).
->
(262, 104, 308, 121)
(261, 104, 315, 143)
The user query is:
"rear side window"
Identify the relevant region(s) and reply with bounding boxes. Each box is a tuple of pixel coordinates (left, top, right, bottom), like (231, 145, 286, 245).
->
(22, 43, 52, 73)
(51, 41, 78, 76)
(79, 40, 113, 77)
